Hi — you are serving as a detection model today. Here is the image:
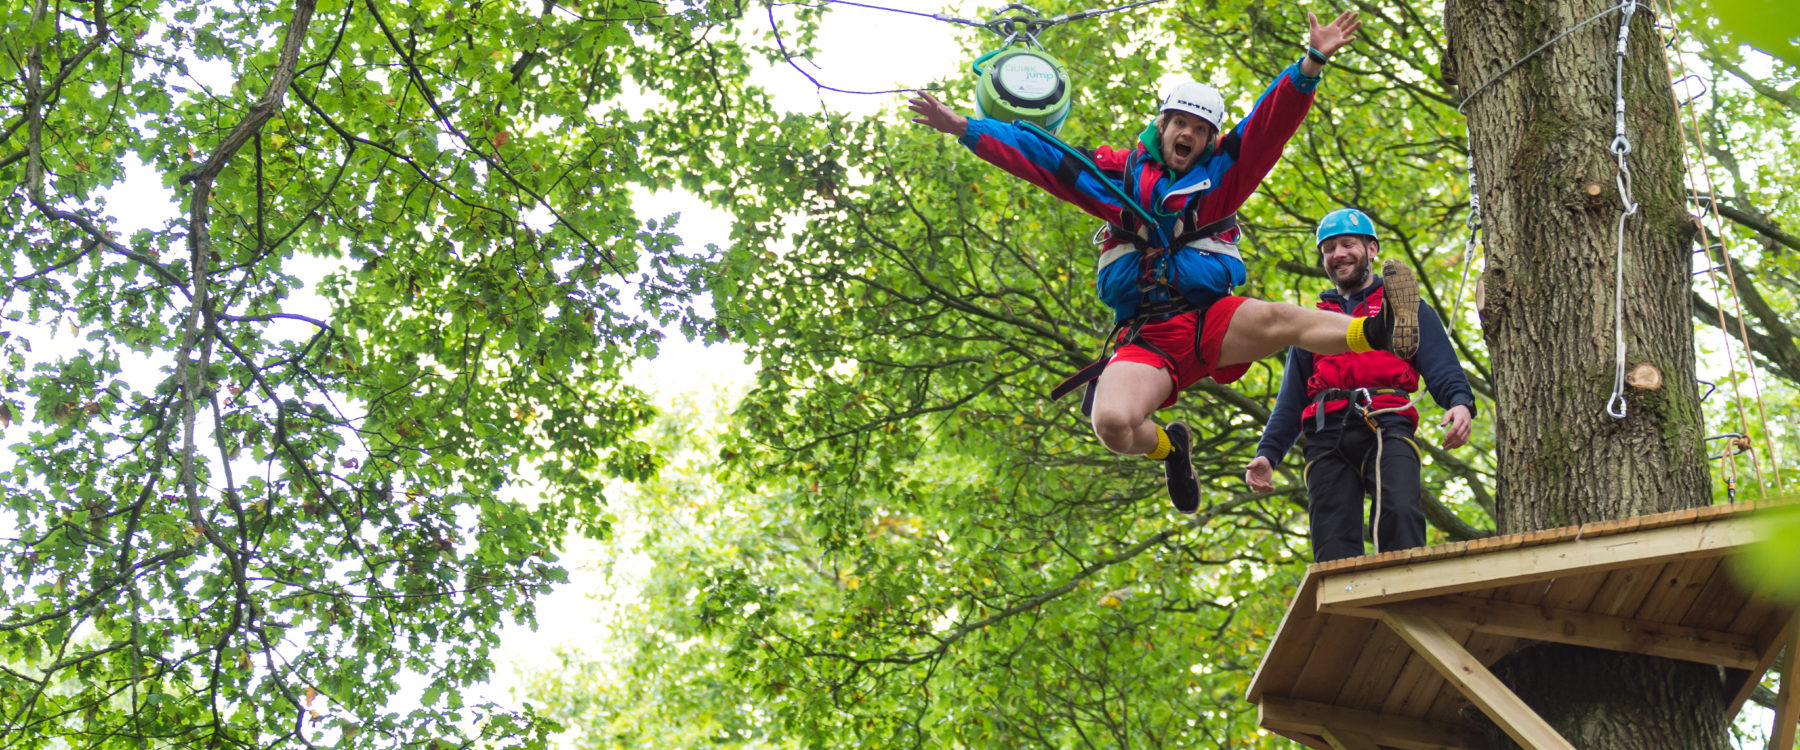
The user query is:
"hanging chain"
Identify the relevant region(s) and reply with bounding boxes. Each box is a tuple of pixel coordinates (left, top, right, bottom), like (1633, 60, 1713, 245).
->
(1604, 1, 1641, 420)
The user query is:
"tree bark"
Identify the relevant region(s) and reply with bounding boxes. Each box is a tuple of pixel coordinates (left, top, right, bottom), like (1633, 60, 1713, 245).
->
(1443, 0, 1726, 746)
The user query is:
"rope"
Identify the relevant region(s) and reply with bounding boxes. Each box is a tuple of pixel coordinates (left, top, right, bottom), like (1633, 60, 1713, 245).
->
(1603, 1, 1641, 420)
(1650, 0, 1780, 494)
(1354, 390, 1420, 554)
(1447, 153, 1480, 330)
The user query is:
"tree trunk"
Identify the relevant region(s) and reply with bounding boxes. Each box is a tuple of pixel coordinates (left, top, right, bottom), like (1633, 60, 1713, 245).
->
(1444, 0, 1726, 747)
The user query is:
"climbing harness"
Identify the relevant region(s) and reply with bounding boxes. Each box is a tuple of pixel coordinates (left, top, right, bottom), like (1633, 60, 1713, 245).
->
(1017, 118, 1242, 406)
(1311, 387, 1418, 554)
(1049, 296, 1214, 415)
(1358, 390, 1419, 554)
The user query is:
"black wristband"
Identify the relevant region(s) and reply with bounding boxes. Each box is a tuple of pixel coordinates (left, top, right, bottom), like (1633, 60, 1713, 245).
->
(1306, 46, 1330, 66)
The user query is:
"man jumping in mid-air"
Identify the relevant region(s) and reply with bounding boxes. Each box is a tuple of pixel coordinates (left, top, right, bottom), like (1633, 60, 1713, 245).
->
(910, 10, 1419, 514)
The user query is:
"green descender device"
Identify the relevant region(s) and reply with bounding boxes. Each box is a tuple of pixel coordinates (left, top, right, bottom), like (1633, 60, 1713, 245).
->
(971, 4, 1075, 134)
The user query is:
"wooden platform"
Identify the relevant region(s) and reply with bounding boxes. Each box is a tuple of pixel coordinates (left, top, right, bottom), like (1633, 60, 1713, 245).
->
(1246, 502, 1800, 750)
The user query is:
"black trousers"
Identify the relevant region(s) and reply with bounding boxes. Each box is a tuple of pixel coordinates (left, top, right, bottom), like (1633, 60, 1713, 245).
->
(1302, 422, 1425, 563)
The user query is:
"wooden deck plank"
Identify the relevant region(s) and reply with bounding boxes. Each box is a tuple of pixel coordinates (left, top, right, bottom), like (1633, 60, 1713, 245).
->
(1333, 620, 1415, 713)
(1382, 649, 1450, 719)
(1304, 503, 1766, 579)
(1676, 563, 1752, 632)
(1330, 594, 1762, 669)
(1587, 562, 1667, 619)
(1487, 578, 1551, 606)
(1542, 569, 1608, 612)
(1316, 510, 1764, 611)
(1290, 616, 1381, 704)
(1632, 556, 1720, 625)
(1248, 575, 1327, 702)
(1727, 587, 1783, 638)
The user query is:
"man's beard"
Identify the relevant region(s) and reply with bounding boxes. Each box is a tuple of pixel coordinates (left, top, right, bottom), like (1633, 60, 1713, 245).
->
(1333, 262, 1371, 291)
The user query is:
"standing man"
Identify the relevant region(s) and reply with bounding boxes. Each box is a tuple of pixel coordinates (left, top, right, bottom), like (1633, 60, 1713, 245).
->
(1244, 208, 1476, 562)
(910, 11, 1417, 516)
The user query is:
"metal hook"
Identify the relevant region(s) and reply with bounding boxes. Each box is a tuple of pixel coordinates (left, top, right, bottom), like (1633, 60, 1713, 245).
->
(1705, 433, 1752, 459)
(1695, 379, 1716, 401)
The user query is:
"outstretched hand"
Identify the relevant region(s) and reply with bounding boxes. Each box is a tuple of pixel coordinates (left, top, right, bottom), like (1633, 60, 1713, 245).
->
(908, 91, 969, 138)
(1440, 404, 1473, 449)
(1307, 9, 1361, 58)
(1244, 456, 1277, 494)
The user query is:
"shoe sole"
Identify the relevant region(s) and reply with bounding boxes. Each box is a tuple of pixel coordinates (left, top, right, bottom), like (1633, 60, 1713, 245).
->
(1382, 261, 1420, 359)
(1166, 421, 1201, 514)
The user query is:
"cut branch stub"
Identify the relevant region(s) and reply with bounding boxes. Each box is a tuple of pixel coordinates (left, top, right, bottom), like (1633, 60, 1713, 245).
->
(1624, 363, 1663, 390)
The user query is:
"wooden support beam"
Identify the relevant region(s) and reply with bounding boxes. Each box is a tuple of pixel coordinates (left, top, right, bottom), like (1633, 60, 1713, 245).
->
(1323, 727, 1383, 750)
(1259, 696, 1467, 750)
(1732, 614, 1798, 718)
(1381, 611, 1575, 750)
(1326, 594, 1761, 669)
(1775, 624, 1800, 750)
(1317, 513, 1763, 610)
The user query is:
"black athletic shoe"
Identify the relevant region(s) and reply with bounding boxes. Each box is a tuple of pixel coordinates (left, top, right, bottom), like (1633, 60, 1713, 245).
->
(1163, 422, 1201, 514)
(1372, 260, 1420, 358)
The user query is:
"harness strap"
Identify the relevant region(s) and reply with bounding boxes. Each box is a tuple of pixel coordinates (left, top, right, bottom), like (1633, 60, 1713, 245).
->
(1050, 297, 1213, 415)
(1102, 213, 1239, 254)
(1309, 386, 1413, 431)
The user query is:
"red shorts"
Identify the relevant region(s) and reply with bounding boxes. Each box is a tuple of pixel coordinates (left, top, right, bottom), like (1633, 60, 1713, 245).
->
(1109, 296, 1252, 408)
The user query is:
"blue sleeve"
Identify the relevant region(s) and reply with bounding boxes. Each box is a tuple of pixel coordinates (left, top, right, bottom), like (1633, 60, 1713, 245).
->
(1257, 346, 1314, 465)
(1410, 304, 1478, 418)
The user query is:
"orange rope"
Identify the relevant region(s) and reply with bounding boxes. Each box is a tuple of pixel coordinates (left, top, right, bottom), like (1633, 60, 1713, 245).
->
(1652, 0, 1782, 495)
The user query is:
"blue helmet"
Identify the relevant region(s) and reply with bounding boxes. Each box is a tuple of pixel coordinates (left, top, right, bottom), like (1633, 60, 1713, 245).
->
(1315, 208, 1378, 250)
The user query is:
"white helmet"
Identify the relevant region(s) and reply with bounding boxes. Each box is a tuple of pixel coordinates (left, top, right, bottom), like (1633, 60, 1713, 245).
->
(1160, 81, 1226, 131)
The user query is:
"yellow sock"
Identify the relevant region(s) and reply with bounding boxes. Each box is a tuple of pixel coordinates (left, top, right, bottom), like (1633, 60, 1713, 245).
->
(1345, 317, 1374, 353)
(1144, 425, 1172, 460)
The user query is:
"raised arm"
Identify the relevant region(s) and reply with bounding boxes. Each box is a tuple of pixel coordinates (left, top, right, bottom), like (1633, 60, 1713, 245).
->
(908, 93, 1129, 224)
(1192, 10, 1361, 227)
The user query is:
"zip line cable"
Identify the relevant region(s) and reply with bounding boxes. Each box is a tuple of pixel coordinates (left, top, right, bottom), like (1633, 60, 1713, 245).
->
(1453, 2, 1646, 115)
(1651, 0, 1782, 494)
(764, 0, 1176, 96)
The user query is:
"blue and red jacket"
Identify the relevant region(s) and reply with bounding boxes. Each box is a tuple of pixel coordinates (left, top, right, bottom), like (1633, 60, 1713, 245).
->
(957, 61, 1323, 320)
(1256, 277, 1478, 465)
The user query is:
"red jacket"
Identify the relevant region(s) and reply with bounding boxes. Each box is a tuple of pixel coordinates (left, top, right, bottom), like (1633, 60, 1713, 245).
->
(1303, 285, 1420, 425)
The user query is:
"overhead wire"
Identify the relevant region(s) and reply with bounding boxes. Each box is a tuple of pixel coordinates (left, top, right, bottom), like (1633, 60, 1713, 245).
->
(763, 0, 1177, 96)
